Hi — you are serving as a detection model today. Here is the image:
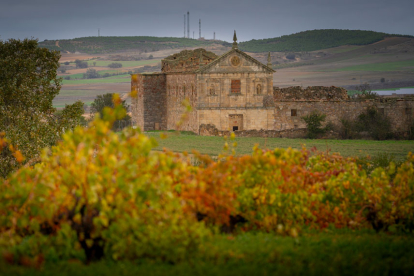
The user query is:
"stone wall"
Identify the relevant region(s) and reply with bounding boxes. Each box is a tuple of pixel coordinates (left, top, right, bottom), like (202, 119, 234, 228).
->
(131, 74, 144, 129)
(166, 73, 198, 132)
(273, 98, 414, 132)
(131, 73, 167, 131)
(274, 86, 348, 101)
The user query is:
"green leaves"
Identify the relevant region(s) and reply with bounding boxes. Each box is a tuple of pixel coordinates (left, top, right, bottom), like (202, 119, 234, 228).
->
(0, 39, 85, 177)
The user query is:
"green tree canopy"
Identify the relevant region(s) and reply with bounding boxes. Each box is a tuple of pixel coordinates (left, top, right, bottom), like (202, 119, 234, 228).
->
(0, 38, 84, 177)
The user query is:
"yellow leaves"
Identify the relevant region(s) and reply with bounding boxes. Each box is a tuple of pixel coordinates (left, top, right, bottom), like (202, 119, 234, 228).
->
(12, 150, 25, 163)
(130, 89, 138, 98)
(73, 214, 82, 224)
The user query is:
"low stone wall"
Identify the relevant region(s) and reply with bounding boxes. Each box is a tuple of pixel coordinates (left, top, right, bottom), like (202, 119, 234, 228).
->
(199, 124, 308, 138)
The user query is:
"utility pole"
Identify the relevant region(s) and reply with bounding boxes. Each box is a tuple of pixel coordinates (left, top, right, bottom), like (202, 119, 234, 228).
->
(98, 28, 100, 37)
(184, 14, 186, 38)
(199, 19, 201, 39)
(187, 11, 189, 38)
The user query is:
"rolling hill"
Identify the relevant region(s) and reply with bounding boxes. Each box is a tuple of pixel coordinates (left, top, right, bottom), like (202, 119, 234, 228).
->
(39, 29, 413, 55)
(238, 29, 413, 53)
(39, 36, 230, 54)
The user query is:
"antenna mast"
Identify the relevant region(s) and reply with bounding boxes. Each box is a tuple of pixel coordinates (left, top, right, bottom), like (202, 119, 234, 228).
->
(187, 11, 190, 38)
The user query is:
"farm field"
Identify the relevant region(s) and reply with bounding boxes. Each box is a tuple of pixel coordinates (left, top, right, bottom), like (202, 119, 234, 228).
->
(147, 132, 414, 160)
(2, 231, 413, 276)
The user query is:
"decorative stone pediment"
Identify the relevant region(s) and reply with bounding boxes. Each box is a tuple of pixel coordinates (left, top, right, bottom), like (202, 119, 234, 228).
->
(196, 49, 275, 74)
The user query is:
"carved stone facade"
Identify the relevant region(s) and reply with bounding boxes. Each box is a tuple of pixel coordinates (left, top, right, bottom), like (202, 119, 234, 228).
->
(131, 34, 414, 136)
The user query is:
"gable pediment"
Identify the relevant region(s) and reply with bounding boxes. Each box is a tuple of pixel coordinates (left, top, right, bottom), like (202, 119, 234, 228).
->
(196, 49, 275, 74)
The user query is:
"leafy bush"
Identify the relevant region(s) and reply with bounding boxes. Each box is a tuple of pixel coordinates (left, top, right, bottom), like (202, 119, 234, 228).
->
(355, 106, 392, 140)
(286, 53, 296, 60)
(301, 111, 328, 139)
(107, 62, 122, 68)
(84, 68, 100, 79)
(75, 59, 88, 68)
(1, 96, 414, 266)
(90, 93, 131, 130)
(64, 61, 70, 65)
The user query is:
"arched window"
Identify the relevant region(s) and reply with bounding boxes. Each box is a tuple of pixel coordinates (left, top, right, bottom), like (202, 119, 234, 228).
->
(183, 86, 186, 95)
(256, 84, 262, 95)
(192, 85, 195, 96)
(209, 86, 215, 95)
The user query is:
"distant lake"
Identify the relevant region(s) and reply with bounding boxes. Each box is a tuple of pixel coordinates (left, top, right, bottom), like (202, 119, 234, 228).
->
(372, 88, 414, 95)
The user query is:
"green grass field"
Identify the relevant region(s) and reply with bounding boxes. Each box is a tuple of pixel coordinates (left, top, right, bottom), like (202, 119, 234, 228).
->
(2, 230, 413, 276)
(146, 133, 414, 160)
(333, 59, 414, 72)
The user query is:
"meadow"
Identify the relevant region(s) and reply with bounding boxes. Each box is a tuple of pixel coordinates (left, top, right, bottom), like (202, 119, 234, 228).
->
(147, 132, 414, 160)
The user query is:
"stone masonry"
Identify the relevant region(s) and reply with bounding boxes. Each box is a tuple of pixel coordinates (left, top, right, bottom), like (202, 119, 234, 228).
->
(131, 32, 414, 137)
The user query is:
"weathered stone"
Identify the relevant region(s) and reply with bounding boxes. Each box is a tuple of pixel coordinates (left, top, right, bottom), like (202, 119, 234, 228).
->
(131, 35, 414, 137)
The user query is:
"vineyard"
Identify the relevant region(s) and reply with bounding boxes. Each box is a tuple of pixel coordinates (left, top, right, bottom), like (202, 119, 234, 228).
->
(0, 96, 413, 274)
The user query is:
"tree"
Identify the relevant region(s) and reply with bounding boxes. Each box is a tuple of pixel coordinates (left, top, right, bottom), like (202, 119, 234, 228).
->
(84, 68, 100, 79)
(90, 93, 131, 130)
(108, 62, 122, 68)
(0, 38, 84, 177)
(301, 111, 328, 139)
(75, 59, 88, 68)
(354, 83, 378, 99)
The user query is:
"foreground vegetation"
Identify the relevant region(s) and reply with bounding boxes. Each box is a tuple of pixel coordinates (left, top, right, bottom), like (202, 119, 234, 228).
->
(1, 97, 413, 271)
(2, 231, 413, 276)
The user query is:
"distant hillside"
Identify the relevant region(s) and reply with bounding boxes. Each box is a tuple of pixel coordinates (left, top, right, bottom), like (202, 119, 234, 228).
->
(238, 29, 413, 53)
(39, 36, 230, 54)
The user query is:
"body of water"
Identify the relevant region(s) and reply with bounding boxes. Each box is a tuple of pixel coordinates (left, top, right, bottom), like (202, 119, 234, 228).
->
(372, 87, 414, 95)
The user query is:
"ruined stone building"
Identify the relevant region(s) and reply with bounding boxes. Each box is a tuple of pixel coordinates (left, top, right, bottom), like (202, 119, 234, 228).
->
(131, 32, 414, 137)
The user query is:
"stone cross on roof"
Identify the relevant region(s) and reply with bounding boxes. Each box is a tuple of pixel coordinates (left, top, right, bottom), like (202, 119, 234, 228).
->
(232, 30, 238, 49)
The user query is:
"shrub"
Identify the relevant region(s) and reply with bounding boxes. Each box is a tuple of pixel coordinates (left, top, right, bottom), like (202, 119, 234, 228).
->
(0, 98, 211, 263)
(355, 106, 392, 140)
(286, 53, 295, 60)
(301, 111, 328, 139)
(1, 101, 414, 265)
(75, 59, 88, 68)
(84, 68, 100, 79)
(64, 76, 71, 80)
(380, 77, 385, 83)
(64, 61, 70, 65)
(107, 62, 122, 68)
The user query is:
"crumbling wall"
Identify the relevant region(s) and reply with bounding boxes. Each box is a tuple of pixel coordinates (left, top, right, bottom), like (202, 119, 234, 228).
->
(274, 86, 349, 101)
(273, 98, 414, 133)
(166, 73, 198, 132)
(161, 49, 218, 73)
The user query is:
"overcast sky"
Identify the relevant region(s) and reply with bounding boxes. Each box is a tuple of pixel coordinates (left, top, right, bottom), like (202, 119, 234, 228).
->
(1, 0, 413, 42)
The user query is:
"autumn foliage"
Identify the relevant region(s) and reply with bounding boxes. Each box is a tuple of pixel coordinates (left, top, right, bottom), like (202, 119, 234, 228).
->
(0, 96, 414, 265)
